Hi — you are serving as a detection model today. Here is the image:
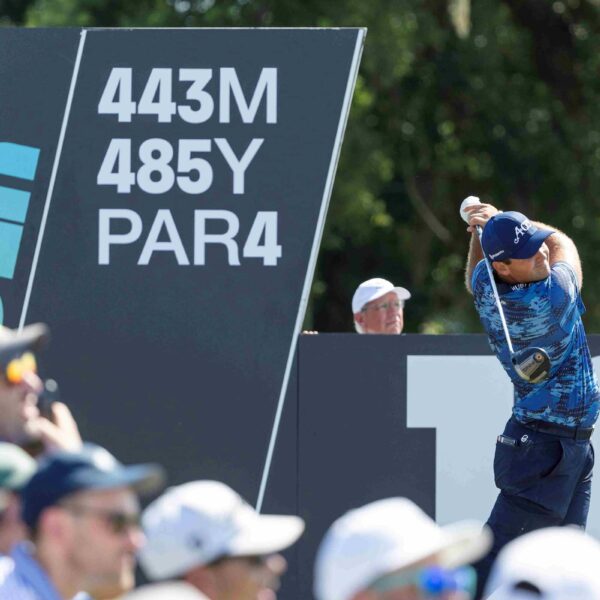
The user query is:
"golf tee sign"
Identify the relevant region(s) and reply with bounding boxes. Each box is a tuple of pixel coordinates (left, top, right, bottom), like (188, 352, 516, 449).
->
(0, 28, 364, 505)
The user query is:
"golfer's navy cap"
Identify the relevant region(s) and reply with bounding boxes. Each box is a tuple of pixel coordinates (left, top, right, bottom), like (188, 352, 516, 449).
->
(481, 211, 554, 262)
(21, 444, 166, 527)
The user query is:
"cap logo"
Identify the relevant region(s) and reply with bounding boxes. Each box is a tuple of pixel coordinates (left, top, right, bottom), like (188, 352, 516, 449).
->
(513, 220, 532, 244)
(489, 250, 504, 260)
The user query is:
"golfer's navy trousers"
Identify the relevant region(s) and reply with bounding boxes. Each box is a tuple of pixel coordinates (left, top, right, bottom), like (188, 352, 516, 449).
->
(473, 417, 594, 598)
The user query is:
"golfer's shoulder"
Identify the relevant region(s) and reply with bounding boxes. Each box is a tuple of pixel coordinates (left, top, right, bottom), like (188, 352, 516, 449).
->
(550, 261, 579, 291)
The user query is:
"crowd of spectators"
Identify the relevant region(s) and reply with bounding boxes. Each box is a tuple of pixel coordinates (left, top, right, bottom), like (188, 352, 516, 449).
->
(1, 321, 600, 600)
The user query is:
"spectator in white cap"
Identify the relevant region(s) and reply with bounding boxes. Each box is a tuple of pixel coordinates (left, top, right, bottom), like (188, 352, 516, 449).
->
(352, 278, 411, 334)
(134, 480, 305, 600)
(484, 527, 600, 599)
(314, 497, 492, 600)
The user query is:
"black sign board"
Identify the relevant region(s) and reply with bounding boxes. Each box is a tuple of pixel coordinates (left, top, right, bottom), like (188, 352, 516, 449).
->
(0, 28, 365, 513)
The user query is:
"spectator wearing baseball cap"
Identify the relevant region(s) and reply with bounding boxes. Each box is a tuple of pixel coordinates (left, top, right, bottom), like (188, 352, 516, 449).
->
(352, 278, 411, 334)
(0, 323, 82, 456)
(0, 442, 36, 555)
(133, 480, 305, 600)
(314, 497, 491, 600)
(484, 527, 600, 599)
(0, 443, 165, 600)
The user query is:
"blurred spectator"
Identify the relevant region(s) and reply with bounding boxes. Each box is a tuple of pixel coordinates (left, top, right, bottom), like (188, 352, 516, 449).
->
(484, 527, 600, 599)
(134, 480, 305, 600)
(0, 442, 35, 555)
(0, 444, 165, 600)
(352, 278, 411, 334)
(314, 497, 491, 600)
(0, 324, 82, 455)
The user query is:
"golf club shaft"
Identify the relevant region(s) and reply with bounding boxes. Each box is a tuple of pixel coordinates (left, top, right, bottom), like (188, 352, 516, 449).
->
(474, 225, 515, 356)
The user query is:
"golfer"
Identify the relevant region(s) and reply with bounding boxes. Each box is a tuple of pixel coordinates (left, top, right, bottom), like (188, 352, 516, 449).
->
(463, 202, 599, 597)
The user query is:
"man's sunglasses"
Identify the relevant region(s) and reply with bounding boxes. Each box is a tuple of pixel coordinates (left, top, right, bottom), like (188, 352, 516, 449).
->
(60, 503, 141, 535)
(361, 300, 404, 313)
(368, 565, 476, 598)
(4, 352, 37, 385)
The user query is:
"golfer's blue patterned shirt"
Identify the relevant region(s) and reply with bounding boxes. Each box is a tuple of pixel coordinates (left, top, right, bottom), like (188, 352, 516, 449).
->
(472, 260, 600, 427)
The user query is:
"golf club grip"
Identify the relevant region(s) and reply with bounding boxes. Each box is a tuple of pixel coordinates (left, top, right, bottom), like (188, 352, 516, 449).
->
(474, 226, 515, 356)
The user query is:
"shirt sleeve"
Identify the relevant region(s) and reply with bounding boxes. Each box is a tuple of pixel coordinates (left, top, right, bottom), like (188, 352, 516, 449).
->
(471, 260, 486, 297)
(550, 261, 583, 331)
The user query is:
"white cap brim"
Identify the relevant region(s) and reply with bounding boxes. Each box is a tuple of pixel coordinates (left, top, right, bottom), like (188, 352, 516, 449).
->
(393, 287, 411, 301)
(369, 521, 491, 581)
(225, 514, 305, 557)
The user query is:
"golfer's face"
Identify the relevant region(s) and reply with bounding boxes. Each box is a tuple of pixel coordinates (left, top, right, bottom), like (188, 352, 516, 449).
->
(507, 243, 551, 283)
(358, 292, 404, 334)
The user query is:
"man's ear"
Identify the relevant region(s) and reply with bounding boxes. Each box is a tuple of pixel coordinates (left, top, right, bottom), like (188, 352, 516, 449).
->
(354, 312, 365, 327)
(491, 260, 510, 277)
(38, 506, 71, 543)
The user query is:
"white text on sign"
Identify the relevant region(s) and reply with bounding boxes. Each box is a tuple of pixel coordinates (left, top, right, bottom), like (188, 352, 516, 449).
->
(98, 209, 282, 266)
(97, 138, 263, 195)
(98, 67, 278, 123)
(96, 66, 281, 266)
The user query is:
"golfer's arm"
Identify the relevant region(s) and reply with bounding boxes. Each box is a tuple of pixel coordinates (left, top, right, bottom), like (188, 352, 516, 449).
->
(465, 232, 483, 295)
(534, 221, 583, 289)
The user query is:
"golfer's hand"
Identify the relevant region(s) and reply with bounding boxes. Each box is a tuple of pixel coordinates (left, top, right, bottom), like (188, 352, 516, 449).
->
(464, 203, 500, 232)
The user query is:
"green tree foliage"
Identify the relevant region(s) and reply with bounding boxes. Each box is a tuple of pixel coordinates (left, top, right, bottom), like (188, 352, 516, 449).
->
(12, 0, 600, 332)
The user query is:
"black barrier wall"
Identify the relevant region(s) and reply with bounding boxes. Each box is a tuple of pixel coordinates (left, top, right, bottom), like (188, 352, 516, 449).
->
(292, 334, 600, 600)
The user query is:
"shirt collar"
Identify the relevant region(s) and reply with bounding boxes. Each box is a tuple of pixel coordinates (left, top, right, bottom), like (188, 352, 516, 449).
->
(11, 541, 88, 600)
(493, 271, 532, 295)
